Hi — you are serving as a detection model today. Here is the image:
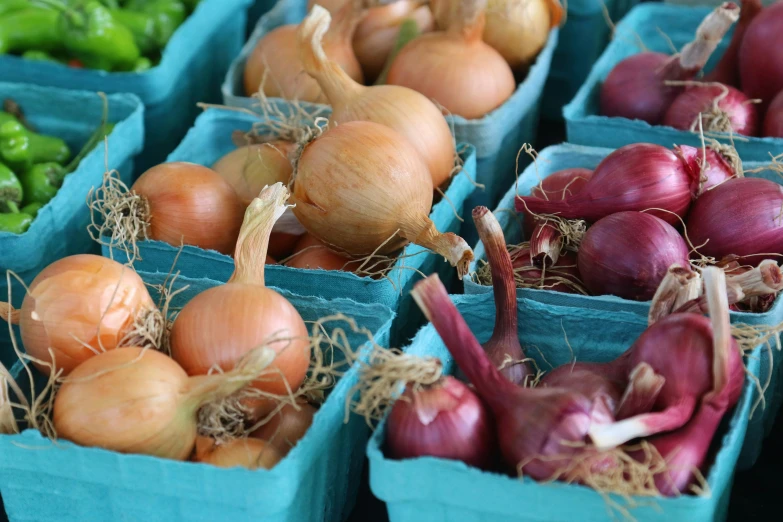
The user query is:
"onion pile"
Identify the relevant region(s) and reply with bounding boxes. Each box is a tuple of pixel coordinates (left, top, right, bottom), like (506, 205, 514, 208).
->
(404, 264, 744, 496)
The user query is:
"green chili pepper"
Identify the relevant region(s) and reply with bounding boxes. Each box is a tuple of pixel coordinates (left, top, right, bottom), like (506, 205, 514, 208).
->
(0, 0, 41, 17)
(28, 129, 71, 164)
(0, 202, 33, 234)
(0, 163, 23, 212)
(21, 49, 59, 62)
(37, 0, 141, 71)
(124, 0, 186, 50)
(133, 56, 152, 72)
(21, 201, 43, 218)
(108, 8, 157, 54)
(0, 121, 32, 170)
(20, 162, 66, 206)
(0, 8, 63, 55)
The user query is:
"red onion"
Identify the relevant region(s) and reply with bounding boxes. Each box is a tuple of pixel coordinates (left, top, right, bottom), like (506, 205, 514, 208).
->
(541, 365, 625, 426)
(508, 244, 585, 294)
(577, 212, 690, 301)
(515, 144, 698, 225)
(386, 376, 496, 468)
(600, 3, 740, 124)
(411, 274, 600, 481)
(663, 84, 759, 136)
(589, 269, 744, 457)
(474, 207, 530, 384)
(740, 1, 783, 110)
(686, 177, 783, 263)
(763, 90, 783, 137)
(705, 0, 763, 87)
(676, 145, 737, 195)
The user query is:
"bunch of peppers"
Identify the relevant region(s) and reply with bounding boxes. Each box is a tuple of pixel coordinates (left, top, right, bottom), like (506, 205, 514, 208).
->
(0, 99, 114, 234)
(0, 0, 202, 72)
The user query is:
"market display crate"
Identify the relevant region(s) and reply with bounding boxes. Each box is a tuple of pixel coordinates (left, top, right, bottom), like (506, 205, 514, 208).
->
(0, 83, 144, 368)
(0, 0, 251, 174)
(0, 272, 395, 522)
(563, 3, 783, 161)
(221, 0, 559, 229)
(99, 108, 476, 344)
(368, 292, 759, 522)
(463, 143, 783, 469)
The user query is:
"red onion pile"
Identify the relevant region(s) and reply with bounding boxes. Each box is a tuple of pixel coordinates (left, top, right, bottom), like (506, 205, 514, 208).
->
(601, 0, 783, 139)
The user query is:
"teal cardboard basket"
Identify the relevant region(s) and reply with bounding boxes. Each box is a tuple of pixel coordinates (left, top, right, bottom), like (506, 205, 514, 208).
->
(563, 3, 783, 161)
(0, 271, 394, 522)
(463, 143, 783, 469)
(221, 0, 559, 228)
(100, 108, 476, 344)
(541, 0, 640, 120)
(0, 0, 251, 173)
(0, 83, 144, 368)
(368, 292, 759, 522)
(247, 0, 279, 33)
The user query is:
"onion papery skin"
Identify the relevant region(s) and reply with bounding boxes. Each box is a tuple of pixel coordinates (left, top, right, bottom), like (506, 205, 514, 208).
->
(20, 255, 156, 376)
(131, 162, 245, 255)
(509, 245, 584, 294)
(386, 377, 496, 469)
(211, 142, 295, 206)
(352, 1, 435, 82)
(285, 233, 361, 272)
(542, 365, 624, 426)
(54, 347, 198, 460)
(170, 283, 311, 397)
(686, 177, 783, 264)
(523, 168, 593, 238)
(763, 90, 783, 137)
(663, 84, 759, 136)
(250, 400, 317, 456)
(386, 31, 516, 119)
(482, 0, 551, 70)
(675, 145, 736, 195)
(516, 144, 696, 225)
(194, 437, 283, 470)
(600, 53, 680, 124)
(577, 212, 690, 301)
(243, 25, 363, 102)
(739, 1, 783, 110)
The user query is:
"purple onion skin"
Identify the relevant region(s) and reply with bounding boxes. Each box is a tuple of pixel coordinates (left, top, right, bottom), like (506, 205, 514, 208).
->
(577, 212, 691, 301)
(601, 53, 680, 125)
(676, 145, 736, 195)
(515, 144, 697, 225)
(386, 376, 497, 469)
(663, 84, 759, 136)
(686, 177, 783, 264)
(763, 90, 783, 138)
(523, 168, 593, 237)
(740, 2, 783, 111)
(541, 365, 625, 426)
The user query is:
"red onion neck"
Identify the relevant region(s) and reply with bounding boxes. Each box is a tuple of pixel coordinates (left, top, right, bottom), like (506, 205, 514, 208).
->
(412, 274, 519, 410)
(229, 183, 289, 287)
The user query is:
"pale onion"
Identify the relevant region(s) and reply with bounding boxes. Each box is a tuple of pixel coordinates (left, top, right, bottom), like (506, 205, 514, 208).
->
(298, 6, 455, 188)
(251, 399, 317, 455)
(131, 162, 245, 255)
(243, 2, 364, 101)
(291, 120, 474, 276)
(353, 1, 435, 82)
(170, 184, 311, 411)
(211, 142, 295, 206)
(482, 0, 560, 70)
(387, 0, 515, 119)
(53, 346, 277, 460)
(18, 254, 158, 376)
(193, 436, 283, 469)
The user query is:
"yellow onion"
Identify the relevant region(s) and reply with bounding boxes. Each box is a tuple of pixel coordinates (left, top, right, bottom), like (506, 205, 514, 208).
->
(131, 162, 245, 255)
(353, 1, 435, 82)
(170, 184, 311, 412)
(211, 142, 295, 206)
(18, 255, 158, 376)
(291, 120, 474, 276)
(250, 400, 317, 456)
(53, 346, 277, 460)
(193, 436, 283, 469)
(387, 0, 516, 119)
(298, 6, 455, 188)
(243, 3, 364, 101)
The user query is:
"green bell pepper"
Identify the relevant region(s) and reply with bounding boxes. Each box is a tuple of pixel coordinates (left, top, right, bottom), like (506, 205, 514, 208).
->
(0, 8, 63, 55)
(0, 163, 23, 213)
(20, 162, 66, 206)
(0, 202, 33, 234)
(21, 201, 43, 218)
(37, 0, 141, 71)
